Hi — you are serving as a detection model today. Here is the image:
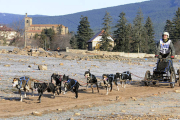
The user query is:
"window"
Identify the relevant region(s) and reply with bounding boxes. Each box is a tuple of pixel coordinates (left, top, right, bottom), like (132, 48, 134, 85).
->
(26, 20, 29, 23)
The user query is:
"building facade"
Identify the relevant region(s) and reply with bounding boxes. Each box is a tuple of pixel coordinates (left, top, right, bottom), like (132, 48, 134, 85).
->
(0, 25, 17, 45)
(87, 30, 114, 51)
(25, 13, 68, 39)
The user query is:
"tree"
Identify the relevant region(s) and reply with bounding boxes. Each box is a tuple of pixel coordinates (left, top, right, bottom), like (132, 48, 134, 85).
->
(40, 28, 55, 50)
(126, 23, 133, 52)
(113, 12, 129, 52)
(164, 20, 174, 40)
(76, 16, 94, 49)
(132, 8, 145, 53)
(100, 11, 112, 51)
(172, 7, 180, 43)
(144, 16, 156, 54)
(70, 32, 78, 49)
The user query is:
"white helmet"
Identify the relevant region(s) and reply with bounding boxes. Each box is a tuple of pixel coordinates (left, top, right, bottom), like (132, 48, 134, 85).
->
(162, 32, 169, 38)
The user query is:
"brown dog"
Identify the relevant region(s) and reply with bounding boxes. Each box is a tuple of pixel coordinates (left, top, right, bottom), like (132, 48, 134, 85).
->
(12, 76, 38, 102)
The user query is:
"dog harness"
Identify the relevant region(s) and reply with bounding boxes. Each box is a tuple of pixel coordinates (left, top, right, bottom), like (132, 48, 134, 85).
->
(67, 79, 77, 89)
(18, 76, 30, 89)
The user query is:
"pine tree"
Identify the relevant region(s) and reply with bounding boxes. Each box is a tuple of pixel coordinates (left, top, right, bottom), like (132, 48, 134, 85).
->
(144, 16, 156, 54)
(113, 12, 128, 52)
(100, 11, 112, 51)
(164, 20, 174, 40)
(172, 7, 180, 43)
(132, 9, 145, 53)
(70, 33, 78, 49)
(76, 16, 94, 49)
(126, 23, 133, 52)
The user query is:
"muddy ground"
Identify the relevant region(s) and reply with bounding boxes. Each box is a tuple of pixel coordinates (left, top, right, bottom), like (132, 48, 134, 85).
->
(0, 49, 180, 119)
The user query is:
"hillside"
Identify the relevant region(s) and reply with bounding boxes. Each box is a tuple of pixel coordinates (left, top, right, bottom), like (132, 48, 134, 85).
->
(1, 0, 180, 40)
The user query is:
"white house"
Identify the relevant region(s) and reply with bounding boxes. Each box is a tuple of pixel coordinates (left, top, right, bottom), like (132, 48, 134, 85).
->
(0, 25, 17, 45)
(87, 30, 114, 51)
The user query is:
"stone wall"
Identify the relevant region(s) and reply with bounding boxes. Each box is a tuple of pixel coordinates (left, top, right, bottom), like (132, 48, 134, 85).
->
(66, 48, 156, 58)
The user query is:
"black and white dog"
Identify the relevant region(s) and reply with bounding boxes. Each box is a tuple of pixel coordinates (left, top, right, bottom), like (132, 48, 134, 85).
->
(34, 82, 57, 103)
(12, 76, 37, 102)
(102, 74, 119, 95)
(84, 69, 99, 93)
(115, 71, 132, 88)
(62, 74, 81, 98)
(51, 73, 62, 94)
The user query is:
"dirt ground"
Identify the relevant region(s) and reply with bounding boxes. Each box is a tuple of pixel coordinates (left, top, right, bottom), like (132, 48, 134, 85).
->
(0, 49, 180, 119)
(1, 81, 180, 119)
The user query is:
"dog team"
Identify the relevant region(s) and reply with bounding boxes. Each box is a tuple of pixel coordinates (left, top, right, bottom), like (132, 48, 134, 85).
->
(12, 69, 132, 103)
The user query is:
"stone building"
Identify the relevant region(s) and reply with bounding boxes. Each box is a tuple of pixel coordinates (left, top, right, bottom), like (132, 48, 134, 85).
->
(25, 13, 68, 39)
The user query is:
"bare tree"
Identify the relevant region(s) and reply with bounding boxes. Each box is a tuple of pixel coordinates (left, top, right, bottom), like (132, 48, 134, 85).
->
(51, 34, 72, 50)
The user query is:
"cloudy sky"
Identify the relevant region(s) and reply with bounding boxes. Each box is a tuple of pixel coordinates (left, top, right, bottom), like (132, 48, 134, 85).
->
(0, 0, 149, 16)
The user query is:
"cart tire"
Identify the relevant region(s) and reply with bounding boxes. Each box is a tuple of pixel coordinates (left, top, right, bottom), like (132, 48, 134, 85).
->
(144, 81, 149, 86)
(152, 82, 156, 85)
(170, 71, 176, 88)
(144, 70, 151, 80)
(170, 83, 175, 88)
(178, 69, 180, 86)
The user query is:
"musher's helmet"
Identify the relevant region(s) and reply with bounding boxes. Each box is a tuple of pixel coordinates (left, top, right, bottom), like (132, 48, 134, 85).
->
(162, 32, 169, 38)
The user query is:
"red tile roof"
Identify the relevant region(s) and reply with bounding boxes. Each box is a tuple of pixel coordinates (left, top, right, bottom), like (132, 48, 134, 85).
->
(30, 24, 65, 27)
(0, 25, 15, 31)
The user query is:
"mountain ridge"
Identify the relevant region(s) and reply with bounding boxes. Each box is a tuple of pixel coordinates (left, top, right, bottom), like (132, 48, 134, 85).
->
(1, 0, 180, 40)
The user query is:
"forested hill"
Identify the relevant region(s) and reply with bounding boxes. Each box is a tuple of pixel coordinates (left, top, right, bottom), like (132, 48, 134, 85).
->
(1, 0, 180, 40)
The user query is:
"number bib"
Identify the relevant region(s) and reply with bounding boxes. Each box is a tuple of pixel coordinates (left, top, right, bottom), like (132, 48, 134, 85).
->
(160, 39, 171, 54)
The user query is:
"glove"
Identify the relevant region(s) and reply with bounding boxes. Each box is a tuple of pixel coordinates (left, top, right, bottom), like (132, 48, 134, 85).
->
(155, 55, 158, 58)
(171, 56, 174, 59)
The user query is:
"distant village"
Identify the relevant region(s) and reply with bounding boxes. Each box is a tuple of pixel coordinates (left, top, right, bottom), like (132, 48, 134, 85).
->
(0, 13, 111, 51)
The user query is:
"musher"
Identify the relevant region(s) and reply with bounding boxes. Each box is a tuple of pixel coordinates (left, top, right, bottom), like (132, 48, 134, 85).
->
(155, 32, 175, 71)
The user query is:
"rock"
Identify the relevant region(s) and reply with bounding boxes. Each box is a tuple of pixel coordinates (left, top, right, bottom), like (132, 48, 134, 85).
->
(116, 96, 120, 100)
(111, 113, 115, 115)
(121, 110, 126, 112)
(74, 113, 80, 116)
(131, 97, 137, 101)
(32, 111, 42, 116)
(28, 65, 32, 68)
(69, 118, 74, 120)
(98, 109, 101, 111)
(59, 63, 64, 66)
(1, 49, 7, 53)
(174, 90, 180, 93)
(38, 65, 47, 70)
(57, 108, 62, 111)
(149, 64, 155, 67)
(4, 64, 10, 67)
(138, 103, 144, 106)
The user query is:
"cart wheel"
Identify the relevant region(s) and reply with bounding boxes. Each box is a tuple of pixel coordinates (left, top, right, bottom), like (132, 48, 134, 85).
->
(170, 83, 175, 88)
(170, 71, 176, 88)
(152, 82, 156, 85)
(144, 70, 151, 80)
(178, 69, 180, 86)
(144, 81, 149, 86)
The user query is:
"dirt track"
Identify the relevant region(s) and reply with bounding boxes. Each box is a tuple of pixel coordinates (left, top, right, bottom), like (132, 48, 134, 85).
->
(0, 81, 180, 119)
(0, 50, 180, 119)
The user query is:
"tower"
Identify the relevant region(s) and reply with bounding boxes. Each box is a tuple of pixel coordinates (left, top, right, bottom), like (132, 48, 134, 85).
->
(24, 13, 32, 47)
(25, 13, 32, 30)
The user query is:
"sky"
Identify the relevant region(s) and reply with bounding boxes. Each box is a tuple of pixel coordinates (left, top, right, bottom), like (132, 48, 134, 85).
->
(0, 0, 149, 16)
